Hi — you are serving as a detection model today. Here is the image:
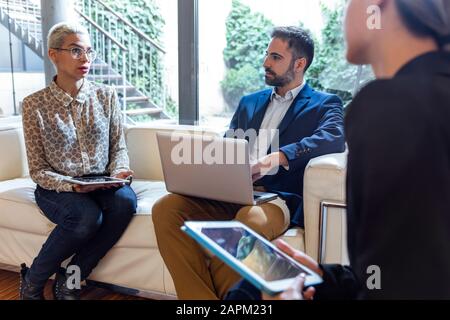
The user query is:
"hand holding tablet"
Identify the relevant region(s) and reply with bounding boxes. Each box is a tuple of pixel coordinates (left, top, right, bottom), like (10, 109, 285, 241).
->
(63, 176, 130, 186)
(181, 221, 323, 296)
(45, 171, 132, 192)
(67, 176, 130, 193)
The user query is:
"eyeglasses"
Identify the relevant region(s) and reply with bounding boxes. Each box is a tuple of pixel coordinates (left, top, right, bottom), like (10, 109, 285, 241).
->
(52, 47, 97, 61)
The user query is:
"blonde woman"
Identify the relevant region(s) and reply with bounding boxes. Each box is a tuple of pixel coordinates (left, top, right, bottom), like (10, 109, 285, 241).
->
(20, 22, 136, 300)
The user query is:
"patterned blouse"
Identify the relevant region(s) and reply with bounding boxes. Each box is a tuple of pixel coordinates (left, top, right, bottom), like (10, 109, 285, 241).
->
(22, 79, 130, 193)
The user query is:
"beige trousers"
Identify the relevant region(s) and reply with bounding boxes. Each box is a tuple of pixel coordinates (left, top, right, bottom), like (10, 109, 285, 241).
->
(152, 194, 290, 300)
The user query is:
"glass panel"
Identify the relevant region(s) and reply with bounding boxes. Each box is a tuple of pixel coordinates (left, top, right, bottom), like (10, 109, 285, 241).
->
(77, 0, 179, 124)
(199, 0, 374, 128)
(0, 24, 24, 71)
(154, 0, 179, 123)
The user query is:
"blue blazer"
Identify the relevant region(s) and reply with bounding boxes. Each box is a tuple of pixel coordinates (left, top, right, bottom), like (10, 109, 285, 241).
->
(228, 83, 345, 227)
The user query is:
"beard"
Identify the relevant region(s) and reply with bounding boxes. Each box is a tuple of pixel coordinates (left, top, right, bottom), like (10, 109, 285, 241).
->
(264, 59, 296, 87)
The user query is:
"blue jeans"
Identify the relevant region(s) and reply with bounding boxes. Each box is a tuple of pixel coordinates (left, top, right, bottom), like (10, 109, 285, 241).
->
(27, 185, 137, 287)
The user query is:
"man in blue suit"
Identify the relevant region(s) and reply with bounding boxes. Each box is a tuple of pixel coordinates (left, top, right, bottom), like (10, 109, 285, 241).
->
(152, 26, 345, 300)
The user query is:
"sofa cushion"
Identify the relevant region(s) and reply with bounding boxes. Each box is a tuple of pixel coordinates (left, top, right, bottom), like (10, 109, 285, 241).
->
(0, 178, 54, 235)
(0, 178, 169, 248)
(132, 180, 168, 214)
(0, 178, 38, 205)
(115, 180, 168, 249)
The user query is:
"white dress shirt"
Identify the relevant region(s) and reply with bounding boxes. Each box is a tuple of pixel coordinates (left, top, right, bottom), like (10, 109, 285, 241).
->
(249, 82, 306, 165)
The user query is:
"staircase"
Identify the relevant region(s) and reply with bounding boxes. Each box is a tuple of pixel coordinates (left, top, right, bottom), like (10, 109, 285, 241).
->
(0, 0, 42, 56)
(0, 0, 171, 123)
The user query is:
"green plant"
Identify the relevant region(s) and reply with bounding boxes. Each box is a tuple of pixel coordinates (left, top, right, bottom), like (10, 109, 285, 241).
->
(221, 64, 263, 111)
(164, 95, 178, 119)
(81, 0, 177, 121)
(221, 0, 273, 110)
(104, 0, 166, 108)
(308, 0, 374, 105)
(102, 0, 165, 40)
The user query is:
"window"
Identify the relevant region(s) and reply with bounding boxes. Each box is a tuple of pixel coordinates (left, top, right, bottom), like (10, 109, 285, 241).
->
(198, 0, 373, 129)
(0, 24, 43, 72)
(77, 0, 179, 124)
(154, 0, 179, 122)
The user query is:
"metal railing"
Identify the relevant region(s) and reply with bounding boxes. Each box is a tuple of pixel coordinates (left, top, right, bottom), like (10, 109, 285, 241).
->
(0, 0, 41, 52)
(73, 7, 128, 111)
(0, 0, 167, 118)
(75, 0, 167, 111)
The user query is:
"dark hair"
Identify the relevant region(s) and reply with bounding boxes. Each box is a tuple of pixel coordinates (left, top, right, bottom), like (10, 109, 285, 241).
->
(396, 0, 450, 50)
(271, 26, 315, 73)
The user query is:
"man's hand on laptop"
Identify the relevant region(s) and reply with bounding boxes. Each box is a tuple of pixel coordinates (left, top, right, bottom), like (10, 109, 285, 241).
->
(251, 152, 288, 182)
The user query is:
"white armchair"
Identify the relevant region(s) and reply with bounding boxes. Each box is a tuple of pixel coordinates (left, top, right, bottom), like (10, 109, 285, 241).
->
(303, 151, 349, 265)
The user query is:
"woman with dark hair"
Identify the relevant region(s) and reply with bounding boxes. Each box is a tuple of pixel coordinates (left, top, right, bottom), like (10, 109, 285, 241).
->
(227, 0, 450, 300)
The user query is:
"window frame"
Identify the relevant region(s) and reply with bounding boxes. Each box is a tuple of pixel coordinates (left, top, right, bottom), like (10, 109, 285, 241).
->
(178, 0, 199, 125)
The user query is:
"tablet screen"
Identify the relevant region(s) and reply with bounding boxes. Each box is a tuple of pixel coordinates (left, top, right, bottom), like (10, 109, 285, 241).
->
(201, 227, 310, 282)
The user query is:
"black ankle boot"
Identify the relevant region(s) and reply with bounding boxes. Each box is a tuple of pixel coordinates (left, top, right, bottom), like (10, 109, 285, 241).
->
(19, 263, 45, 300)
(52, 267, 81, 300)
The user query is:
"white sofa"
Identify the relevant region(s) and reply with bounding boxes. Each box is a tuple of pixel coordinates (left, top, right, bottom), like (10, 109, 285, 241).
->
(0, 123, 348, 299)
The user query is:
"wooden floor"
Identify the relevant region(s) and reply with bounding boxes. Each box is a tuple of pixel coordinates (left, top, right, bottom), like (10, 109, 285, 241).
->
(0, 268, 146, 300)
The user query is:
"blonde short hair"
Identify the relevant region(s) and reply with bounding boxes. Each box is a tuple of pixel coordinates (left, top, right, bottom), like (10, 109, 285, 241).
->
(47, 21, 89, 49)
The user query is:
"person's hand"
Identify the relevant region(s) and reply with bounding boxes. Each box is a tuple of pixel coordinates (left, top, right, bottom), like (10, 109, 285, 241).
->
(262, 274, 316, 300)
(262, 239, 323, 301)
(113, 170, 134, 180)
(251, 152, 288, 183)
(274, 239, 323, 277)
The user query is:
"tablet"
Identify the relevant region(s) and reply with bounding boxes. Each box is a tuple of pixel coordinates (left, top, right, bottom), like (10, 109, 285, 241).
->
(181, 221, 323, 296)
(65, 176, 130, 185)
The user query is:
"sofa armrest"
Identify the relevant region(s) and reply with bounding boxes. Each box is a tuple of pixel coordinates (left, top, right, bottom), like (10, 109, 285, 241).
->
(303, 151, 348, 264)
(0, 125, 29, 181)
(318, 201, 349, 265)
(125, 124, 221, 181)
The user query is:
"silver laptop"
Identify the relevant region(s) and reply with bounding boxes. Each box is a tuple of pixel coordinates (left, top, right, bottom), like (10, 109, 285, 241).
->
(156, 132, 278, 205)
